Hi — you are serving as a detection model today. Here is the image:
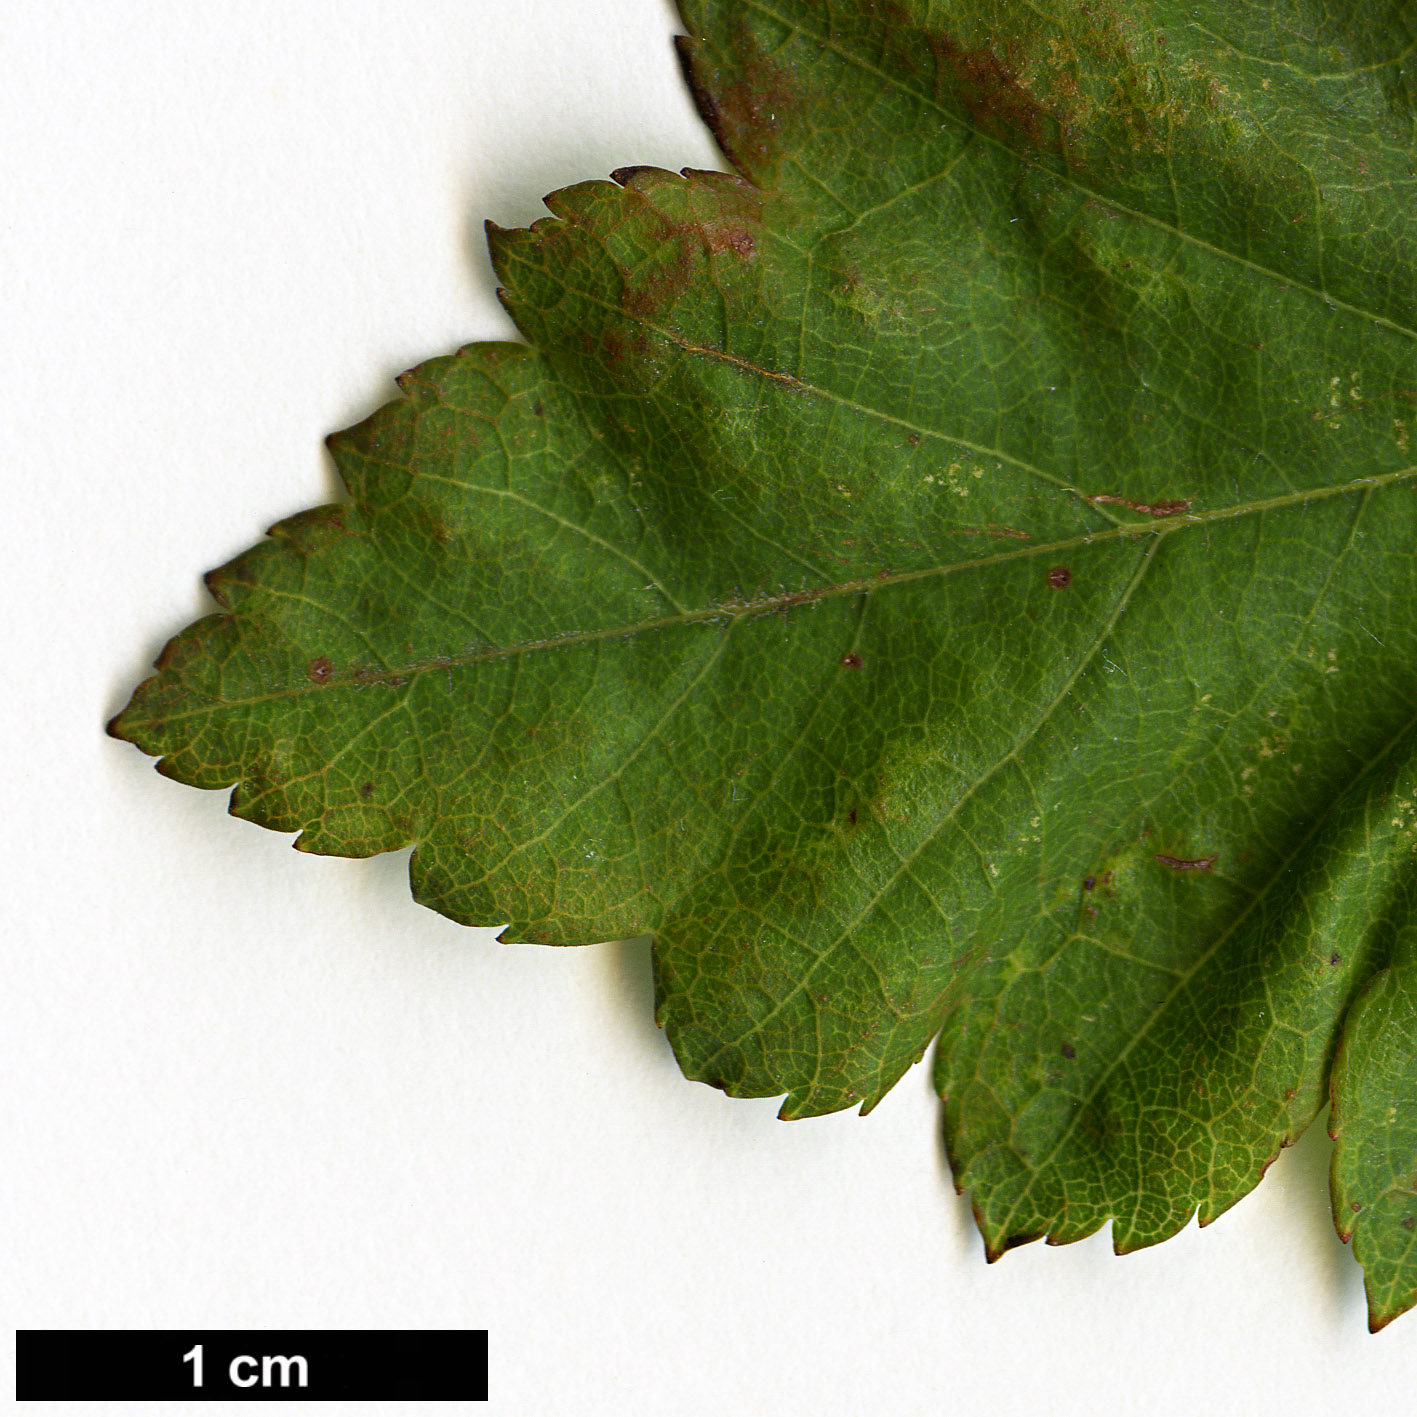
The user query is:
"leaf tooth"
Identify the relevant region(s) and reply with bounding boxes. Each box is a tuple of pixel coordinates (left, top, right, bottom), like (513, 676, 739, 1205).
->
(611, 164, 660, 188)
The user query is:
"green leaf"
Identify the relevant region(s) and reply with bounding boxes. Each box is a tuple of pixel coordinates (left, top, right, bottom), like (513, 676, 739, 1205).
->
(110, 0, 1417, 1327)
(1331, 930, 1417, 1331)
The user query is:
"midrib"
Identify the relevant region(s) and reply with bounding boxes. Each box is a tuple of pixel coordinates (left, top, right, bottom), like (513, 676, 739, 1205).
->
(145, 462, 1415, 721)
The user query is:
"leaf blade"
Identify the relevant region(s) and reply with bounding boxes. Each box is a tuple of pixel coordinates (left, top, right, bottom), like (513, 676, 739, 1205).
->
(111, 0, 1417, 1319)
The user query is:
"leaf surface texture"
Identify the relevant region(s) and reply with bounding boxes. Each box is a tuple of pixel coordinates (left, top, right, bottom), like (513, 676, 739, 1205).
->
(112, 0, 1417, 1327)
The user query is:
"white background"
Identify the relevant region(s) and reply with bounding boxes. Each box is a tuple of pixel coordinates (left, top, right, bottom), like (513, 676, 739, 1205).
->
(5, 1, 1415, 1412)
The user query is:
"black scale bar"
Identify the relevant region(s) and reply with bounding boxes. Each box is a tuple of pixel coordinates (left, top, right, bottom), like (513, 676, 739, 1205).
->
(16, 1330, 488, 1402)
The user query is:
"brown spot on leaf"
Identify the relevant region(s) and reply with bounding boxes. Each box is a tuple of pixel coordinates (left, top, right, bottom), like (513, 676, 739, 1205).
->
(1047, 566, 1072, 588)
(1330, 951, 1342, 967)
(1154, 852, 1217, 872)
(616, 176, 763, 327)
(705, 224, 756, 257)
(1403, 1216, 1416, 1231)
(848, 808, 858, 825)
(925, 33, 1060, 145)
(1088, 493, 1191, 518)
(678, 22, 806, 180)
(868, 0, 1173, 168)
(1083, 875, 1096, 891)
(1061, 1041, 1076, 1060)
(359, 782, 374, 801)
(307, 657, 334, 684)
(840, 652, 863, 669)
(621, 233, 698, 323)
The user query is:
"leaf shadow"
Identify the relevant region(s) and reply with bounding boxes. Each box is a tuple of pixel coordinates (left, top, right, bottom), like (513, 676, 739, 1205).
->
(1268, 1108, 1367, 1323)
(600, 933, 677, 1059)
(926, 1069, 991, 1264)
